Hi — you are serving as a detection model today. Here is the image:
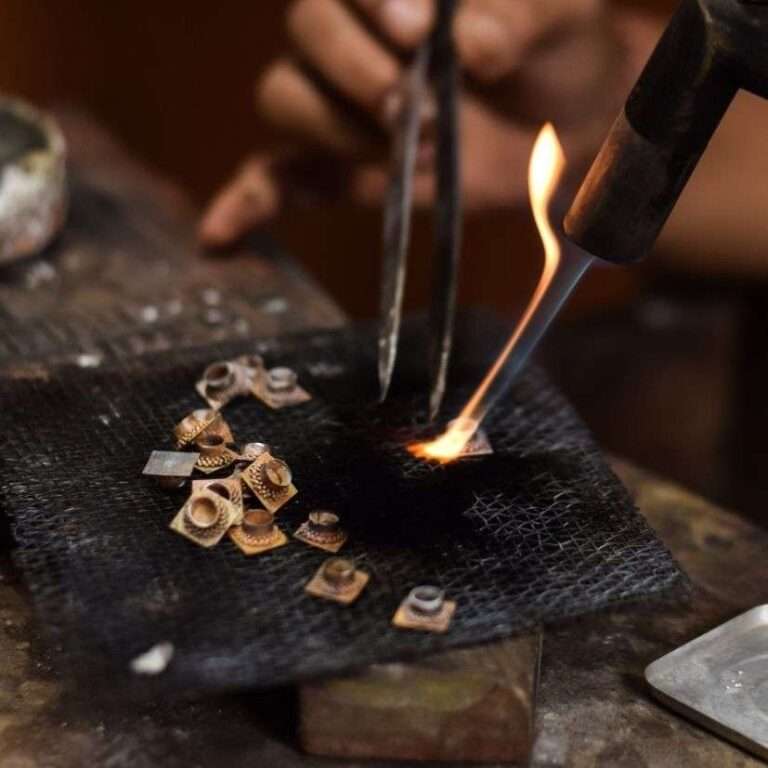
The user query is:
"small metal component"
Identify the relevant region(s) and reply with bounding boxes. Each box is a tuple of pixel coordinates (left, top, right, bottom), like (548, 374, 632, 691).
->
(195, 360, 251, 408)
(169, 488, 236, 548)
(142, 450, 200, 490)
(254, 366, 311, 409)
(173, 408, 233, 448)
(192, 476, 244, 524)
(193, 433, 239, 474)
(305, 557, 369, 605)
(447, 418, 494, 459)
(237, 353, 265, 379)
(294, 510, 347, 553)
(241, 452, 298, 513)
(238, 442, 272, 463)
(229, 507, 287, 555)
(267, 366, 296, 393)
(392, 585, 456, 633)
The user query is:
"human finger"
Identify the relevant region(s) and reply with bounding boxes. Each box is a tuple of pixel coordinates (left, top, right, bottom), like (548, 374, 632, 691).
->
(287, 0, 401, 119)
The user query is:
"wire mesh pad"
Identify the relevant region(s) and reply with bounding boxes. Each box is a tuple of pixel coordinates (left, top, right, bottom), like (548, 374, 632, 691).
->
(1, 318, 682, 694)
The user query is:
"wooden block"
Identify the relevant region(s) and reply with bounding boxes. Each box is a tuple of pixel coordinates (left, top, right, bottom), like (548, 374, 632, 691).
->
(299, 634, 542, 764)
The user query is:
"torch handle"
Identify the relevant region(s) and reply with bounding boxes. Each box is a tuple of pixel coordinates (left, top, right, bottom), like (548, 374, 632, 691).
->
(564, 0, 738, 264)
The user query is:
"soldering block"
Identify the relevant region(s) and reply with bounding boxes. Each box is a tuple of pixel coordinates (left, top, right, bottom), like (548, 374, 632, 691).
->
(299, 634, 541, 763)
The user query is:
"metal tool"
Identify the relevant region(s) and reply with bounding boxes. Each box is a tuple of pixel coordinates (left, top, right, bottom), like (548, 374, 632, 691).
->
(565, 0, 768, 264)
(452, 0, 768, 424)
(378, 0, 461, 420)
(646, 605, 768, 760)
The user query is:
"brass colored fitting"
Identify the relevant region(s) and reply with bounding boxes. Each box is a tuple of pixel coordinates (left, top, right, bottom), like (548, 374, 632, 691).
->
(241, 452, 298, 513)
(392, 586, 456, 633)
(305, 557, 369, 604)
(169, 488, 237, 548)
(237, 354, 265, 388)
(254, 366, 311, 409)
(238, 442, 272, 463)
(192, 476, 244, 525)
(194, 433, 239, 474)
(229, 508, 287, 555)
(174, 408, 234, 448)
(195, 360, 251, 408)
(294, 510, 347, 553)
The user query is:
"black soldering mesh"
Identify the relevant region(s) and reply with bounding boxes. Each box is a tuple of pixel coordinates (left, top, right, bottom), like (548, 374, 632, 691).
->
(0, 317, 683, 696)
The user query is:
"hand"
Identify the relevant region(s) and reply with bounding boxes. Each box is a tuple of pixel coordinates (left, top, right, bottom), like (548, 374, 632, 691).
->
(200, 0, 639, 248)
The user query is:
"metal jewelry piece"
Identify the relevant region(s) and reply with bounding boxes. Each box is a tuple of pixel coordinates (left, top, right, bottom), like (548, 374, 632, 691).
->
(169, 488, 237, 548)
(229, 507, 287, 555)
(236, 354, 265, 386)
(192, 476, 244, 525)
(392, 585, 456, 633)
(238, 442, 272, 463)
(142, 450, 200, 490)
(448, 418, 494, 459)
(241, 452, 298, 513)
(253, 366, 311, 409)
(194, 433, 239, 474)
(294, 510, 347, 553)
(305, 557, 369, 605)
(195, 360, 251, 408)
(174, 408, 234, 448)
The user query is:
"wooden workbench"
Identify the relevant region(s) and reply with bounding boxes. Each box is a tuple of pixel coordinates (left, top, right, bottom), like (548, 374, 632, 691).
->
(1, 114, 766, 767)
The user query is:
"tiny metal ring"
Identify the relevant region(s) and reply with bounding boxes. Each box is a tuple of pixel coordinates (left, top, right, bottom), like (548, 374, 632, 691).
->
(406, 585, 445, 617)
(262, 458, 292, 489)
(266, 366, 297, 394)
(321, 557, 356, 589)
(204, 362, 235, 392)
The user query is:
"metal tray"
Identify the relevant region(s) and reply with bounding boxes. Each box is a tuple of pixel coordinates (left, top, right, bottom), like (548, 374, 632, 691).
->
(646, 605, 768, 760)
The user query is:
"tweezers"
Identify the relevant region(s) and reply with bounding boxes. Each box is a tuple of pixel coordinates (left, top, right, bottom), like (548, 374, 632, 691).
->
(378, 0, 461, 420)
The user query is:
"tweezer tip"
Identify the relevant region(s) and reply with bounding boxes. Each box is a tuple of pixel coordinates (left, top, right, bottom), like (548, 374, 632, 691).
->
(378, 368, 392, 404)
(428, 391, 442, 422)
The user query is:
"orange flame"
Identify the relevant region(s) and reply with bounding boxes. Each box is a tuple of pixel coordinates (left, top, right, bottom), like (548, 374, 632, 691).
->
(410, 123, 566, 463)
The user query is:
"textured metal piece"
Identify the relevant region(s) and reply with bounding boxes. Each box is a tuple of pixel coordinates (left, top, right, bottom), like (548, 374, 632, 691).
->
(173, 408, 216, 447)
(241, 452, 298, 513)
(393, 585, 456, 633)
(238, 442, 272, 463)
(254, 366, 311, 409)
(174, 408, 233, 448)
(229, 508, 287, 555)
(192, 476, 244, 525)
(169, 489, 236, 548)
(193, 433, 238, 475)
(305, 558, 369, 605)
(294, 510, 348, 554)
(427, 0, 461, 420)
(646, 605, 768, 761)
(378, 42, 430, 403)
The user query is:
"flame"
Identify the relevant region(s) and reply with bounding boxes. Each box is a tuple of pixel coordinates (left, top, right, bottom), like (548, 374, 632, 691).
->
(410, 123, 566, 463)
